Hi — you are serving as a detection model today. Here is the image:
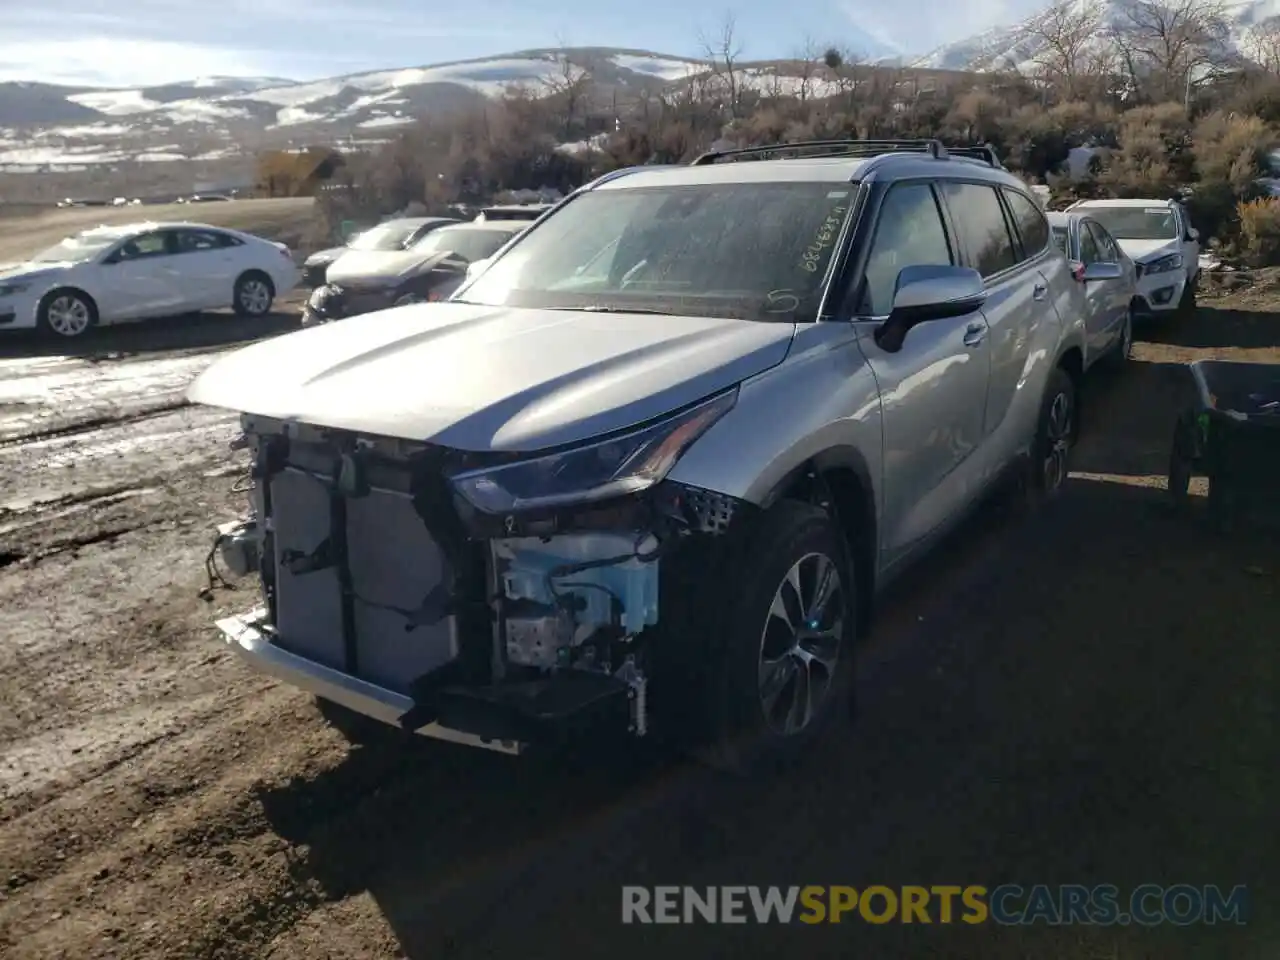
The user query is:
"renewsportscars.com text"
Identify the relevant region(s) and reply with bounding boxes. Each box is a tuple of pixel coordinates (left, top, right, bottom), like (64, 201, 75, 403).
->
(621, 884, 1249, 925)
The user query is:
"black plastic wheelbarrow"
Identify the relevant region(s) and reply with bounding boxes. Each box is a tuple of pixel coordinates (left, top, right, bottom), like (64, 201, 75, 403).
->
(1168, 360, 1280, 530)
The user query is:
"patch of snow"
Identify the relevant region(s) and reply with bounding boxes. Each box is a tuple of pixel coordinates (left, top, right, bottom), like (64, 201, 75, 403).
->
(66, 89, 161, 116)
(272, 105, 331, 127)
(0, 146, 126, 165)
(611, 54, 704, 82)
(246, 55, 563, 109)
(557, 132, 611, 154)
(192, 147, 239, 161)
(135, 152, 188, 162)
(40, 123, 135, 139)
(160, 100, 250, 122)
(358, 115, 415, 128)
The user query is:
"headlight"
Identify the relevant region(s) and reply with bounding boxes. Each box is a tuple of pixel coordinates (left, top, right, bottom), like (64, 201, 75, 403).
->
(0, 282, 30, 297)
(449, 389, 738, 513)
(1143, 253, 1182, 274)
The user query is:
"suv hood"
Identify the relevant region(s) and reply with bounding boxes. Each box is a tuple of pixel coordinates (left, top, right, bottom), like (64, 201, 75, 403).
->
(187, 303, 794, 452)
(1116, 238, 1181, 263)
(326, 249, 443, 287)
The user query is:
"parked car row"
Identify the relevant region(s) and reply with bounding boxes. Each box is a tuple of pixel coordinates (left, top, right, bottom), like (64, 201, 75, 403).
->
(186, 139, 1197, 779)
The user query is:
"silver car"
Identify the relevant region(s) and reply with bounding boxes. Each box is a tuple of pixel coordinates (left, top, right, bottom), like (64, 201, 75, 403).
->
(1047, 211, 1138, 368)
(189, 140, 1088, 774)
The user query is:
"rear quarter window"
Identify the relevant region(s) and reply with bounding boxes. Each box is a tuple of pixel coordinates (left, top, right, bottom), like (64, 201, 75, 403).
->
(1002, 189, 1051, 257)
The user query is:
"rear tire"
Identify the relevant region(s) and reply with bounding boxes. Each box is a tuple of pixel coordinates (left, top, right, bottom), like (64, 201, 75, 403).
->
(1106, 307, 1133, 370)
(697, 501, 857, 777)
(1028, 366, 1077, 499)
(233, 271, 275, 317)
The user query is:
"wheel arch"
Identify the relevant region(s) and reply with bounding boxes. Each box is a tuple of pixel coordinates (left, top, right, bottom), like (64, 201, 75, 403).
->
(761, 446, 878, 637)
(237, 267, 275, 294)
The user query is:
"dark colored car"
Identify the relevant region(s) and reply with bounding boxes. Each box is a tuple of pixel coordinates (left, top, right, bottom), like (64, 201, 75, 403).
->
(302, 220, 527, 325)
(301, 217, 459, 287)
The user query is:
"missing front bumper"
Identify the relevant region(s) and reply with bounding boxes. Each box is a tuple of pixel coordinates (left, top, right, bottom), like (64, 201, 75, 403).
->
(217, 608, 526, 755)
(217, 608, 638, 753)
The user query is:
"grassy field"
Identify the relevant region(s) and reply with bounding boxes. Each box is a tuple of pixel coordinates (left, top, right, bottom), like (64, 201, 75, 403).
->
(0, 198, 319, 263)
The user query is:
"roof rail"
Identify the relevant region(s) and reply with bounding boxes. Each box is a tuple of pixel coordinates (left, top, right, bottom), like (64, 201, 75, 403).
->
(689, 138, 1003, 168)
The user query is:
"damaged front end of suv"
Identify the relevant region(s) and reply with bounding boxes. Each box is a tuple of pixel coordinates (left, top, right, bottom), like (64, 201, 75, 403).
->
(205, 391, 748, 756)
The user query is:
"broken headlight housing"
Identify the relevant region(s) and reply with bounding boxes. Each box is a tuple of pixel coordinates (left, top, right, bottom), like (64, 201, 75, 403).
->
(449, 388, 737, 514)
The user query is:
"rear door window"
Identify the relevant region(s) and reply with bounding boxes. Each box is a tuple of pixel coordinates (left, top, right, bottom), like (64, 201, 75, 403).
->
(939, 182, 1017, 278)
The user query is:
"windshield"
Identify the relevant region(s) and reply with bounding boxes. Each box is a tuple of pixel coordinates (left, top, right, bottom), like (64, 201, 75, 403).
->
(348, 222, 420, 251)
(1081, 207, 1179, 241)
(410, 227, 517, 263)
(1051, 227, 1069, 254)
(458, 182, 857, 322)
(31, 234, 119, 263)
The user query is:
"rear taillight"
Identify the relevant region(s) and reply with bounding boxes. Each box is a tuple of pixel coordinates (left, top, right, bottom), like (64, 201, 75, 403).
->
(1070, 261, 1085, 282)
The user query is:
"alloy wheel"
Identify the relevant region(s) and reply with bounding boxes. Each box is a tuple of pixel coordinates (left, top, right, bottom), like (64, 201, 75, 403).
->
(1042, 391, 1073, 492)
(239, 280, 272, 315)
(757, 551, 845, 736)
(46, 295, 91, 337)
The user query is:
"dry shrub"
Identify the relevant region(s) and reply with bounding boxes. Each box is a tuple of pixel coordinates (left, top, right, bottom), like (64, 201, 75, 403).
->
(1192, 112, 1274, 192)
(1237, 197, 1280, 267)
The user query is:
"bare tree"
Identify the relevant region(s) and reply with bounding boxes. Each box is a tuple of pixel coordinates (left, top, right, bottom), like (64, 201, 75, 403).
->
(793, 36, 821, 103)
(699, 12, 745, 117)
(1109, 0, 1232, 104)
(1243, 19, 1280, 76)
(1029, 0, 1107, 99)
(541, 44, 593, 138)
(823, 45, 865, 109)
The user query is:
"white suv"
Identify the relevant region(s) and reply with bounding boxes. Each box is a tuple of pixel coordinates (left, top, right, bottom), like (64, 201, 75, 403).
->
(1065, 198, 1200, 318)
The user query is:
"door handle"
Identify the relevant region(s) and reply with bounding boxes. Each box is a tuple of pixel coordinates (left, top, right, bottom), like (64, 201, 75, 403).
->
(1033, 282, 1048, 301)
(963, 322, 986, 347)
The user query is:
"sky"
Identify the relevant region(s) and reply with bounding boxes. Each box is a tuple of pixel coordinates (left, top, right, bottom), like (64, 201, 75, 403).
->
(0, 0, 1050, 88)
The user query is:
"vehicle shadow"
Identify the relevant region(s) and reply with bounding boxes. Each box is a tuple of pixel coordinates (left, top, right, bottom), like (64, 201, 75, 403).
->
(0, 309, 299, 361)
(1071, 357, 1195, 479)
(1140, 304, 1280, 350)
(253, 348, 1278, 959)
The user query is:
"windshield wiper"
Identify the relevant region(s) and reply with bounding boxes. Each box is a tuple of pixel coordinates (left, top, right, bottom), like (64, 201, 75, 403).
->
(566, 305, 670, 315)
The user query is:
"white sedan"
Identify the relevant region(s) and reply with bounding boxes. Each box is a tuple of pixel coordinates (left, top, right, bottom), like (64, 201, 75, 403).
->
(0, 221, 301, 339)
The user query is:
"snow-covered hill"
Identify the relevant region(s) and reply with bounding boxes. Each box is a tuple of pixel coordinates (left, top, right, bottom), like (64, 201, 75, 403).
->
(0, 49, 714, 170)
(917, 0, 1280, 73)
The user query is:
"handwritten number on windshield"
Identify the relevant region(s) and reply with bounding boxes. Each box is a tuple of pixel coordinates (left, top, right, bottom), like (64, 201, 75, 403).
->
(801, 206, 847, 273)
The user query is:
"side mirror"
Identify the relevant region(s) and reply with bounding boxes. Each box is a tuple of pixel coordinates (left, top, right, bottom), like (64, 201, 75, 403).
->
(464, 258, 491, 281)
(874, 265, 987, 353)
(1186, 227, 1199, 242)
(1081, 261, 1123, 282)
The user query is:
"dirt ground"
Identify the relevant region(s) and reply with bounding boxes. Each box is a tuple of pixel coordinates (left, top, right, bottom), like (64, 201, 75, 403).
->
(0, 199, 318, 264)
(0, 286, 1276, 959)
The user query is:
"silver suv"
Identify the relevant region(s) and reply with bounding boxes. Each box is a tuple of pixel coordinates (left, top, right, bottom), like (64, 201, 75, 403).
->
(190, 139, 1086, 774)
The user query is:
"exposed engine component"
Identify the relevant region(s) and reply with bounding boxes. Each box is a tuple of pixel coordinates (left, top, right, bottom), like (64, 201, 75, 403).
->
(614, 654, 648, 736)
(215, 518, 260, 578)
(492, 533, 660, 672)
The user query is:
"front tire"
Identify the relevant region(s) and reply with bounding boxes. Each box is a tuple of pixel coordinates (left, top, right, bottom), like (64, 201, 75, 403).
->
(37, 289, 97, 339)
(699, 501, 857, 776)
(234, 272, 275, 317)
